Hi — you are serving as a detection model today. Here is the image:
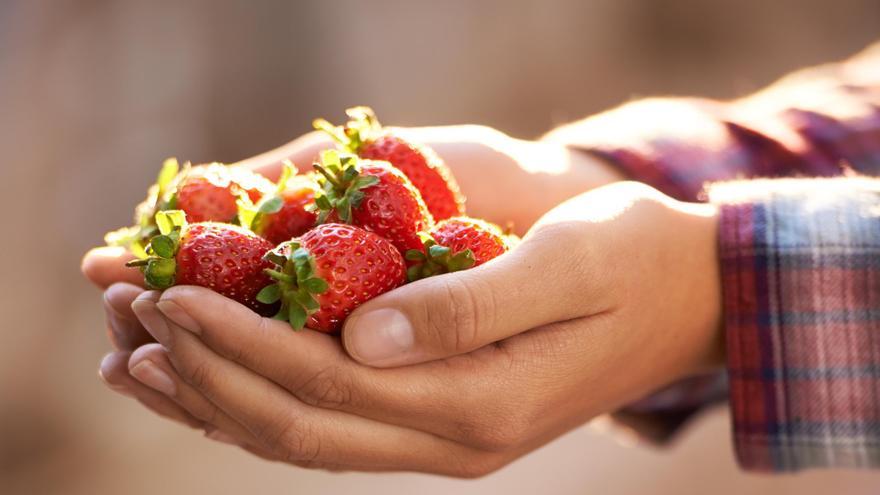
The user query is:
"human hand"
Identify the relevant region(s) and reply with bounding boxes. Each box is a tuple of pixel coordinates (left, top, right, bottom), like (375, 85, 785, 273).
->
(86, 125, 621, 454)
(106, 181, 723, 476)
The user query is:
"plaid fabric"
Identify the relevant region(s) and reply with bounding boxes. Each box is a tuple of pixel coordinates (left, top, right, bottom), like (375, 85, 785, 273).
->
(545, 42, 880, 471)
(711, 178, 880, 471)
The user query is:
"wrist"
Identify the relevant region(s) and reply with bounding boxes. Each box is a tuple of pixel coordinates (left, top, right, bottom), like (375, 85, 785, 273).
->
(679, 202, 725, 377)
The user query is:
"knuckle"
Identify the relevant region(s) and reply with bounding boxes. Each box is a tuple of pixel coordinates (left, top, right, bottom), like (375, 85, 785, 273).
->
(427, 277, 489, 354)
(276, 421, 321, 463)
(455, 404, 532, 452)
(291, 365, 354, 410)
(184, 361, 214, 392)
(258, 415, 322, 463)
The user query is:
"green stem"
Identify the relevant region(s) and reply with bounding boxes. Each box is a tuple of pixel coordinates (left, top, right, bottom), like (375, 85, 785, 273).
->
(312, 163, 343, 189)
(264, 268, 295, 285)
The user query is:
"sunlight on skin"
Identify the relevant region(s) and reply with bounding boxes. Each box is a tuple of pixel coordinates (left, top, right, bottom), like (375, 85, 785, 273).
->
(535, 182, 717, 232)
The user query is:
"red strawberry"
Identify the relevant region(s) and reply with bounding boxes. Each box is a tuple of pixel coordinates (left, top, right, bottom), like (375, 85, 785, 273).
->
(406, 216, 513, 281)
(258, 223, 406, 333)
(314, 106, 465, 220)
(312, 150, 433, 255)
(238, 162, 319, 245)
(175, 162, 273, 223)
(105, 159, 273, 258)
(126, 211, 277, 315)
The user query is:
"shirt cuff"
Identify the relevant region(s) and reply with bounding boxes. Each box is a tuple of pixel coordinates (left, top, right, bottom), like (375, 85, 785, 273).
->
(709, 177, 880, 472)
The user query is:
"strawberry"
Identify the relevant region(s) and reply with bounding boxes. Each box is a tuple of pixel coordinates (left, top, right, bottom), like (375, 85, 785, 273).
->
(257, 223, 406, 333)
(312, 150, 433, 255)
(314, 106, 465, 220)
(406, 216, 513, 281)
(237, 162, 319, 245)
(105, 159, 273, 258)
(126, 211, 277, 315)
(175, 162, 274, 223)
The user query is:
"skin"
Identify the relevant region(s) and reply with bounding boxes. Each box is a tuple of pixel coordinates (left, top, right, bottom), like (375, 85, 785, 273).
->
(82, 127, 723, 477)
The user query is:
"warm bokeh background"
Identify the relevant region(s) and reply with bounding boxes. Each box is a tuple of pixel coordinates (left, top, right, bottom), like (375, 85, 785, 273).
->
(2, 1, 879, 493)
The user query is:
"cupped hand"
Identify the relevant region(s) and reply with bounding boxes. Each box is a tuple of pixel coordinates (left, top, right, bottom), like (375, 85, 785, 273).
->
(85, 125, 620, 432)
(103, 181, 723, 477)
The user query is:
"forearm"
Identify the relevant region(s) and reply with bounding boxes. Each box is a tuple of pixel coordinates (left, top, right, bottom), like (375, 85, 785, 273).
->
(543, 42, 880, 201)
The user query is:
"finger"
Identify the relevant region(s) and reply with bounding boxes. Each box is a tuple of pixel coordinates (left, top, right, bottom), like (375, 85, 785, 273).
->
(132, 348, 403, 472)
(144, 286, 539, 454)
(341, 234, 591, 367)
(106, 348, 282, 464)
(146, 287, 455, 436)
(82, 246, 145, 289)
(103, 283, 153, 351)
(233, 131, 334, 180)
(131, 294, 503, 476)
(99, 351, 204, 429)
(128, 344, 270, 451)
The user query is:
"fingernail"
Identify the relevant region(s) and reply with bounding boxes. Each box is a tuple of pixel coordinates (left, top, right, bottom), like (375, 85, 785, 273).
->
(206, 430, 241, 446)
(345, 309, 414, 364)
(104, 295, 138, 345)
(98, 353, 134, 397)
(132, 296, 170, 344)
(130, 360, 177, 396)
(157, 299, 201, 334)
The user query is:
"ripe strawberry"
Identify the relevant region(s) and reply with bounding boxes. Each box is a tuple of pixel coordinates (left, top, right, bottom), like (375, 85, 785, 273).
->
(312, 150, 433, 255)
(237, 162, 319, 245)
(406, 216, 513, 281)
(314, 106, 465, 220)
(105, 159, 273, 258)
(258, 223, 406, 333)
(175, 162, 274, 223)
(126, 211, 277, 315)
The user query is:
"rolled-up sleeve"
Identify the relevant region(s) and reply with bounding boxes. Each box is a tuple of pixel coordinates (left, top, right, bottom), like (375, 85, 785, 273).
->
(710, 177, 880, 471)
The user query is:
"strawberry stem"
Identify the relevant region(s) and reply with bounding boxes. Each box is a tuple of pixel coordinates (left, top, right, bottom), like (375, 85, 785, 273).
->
(264, 268, 295, 284)
(312, 163, 341, 188)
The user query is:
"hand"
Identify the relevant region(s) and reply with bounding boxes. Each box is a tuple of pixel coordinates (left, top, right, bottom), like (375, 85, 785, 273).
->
(106, 182, 723, 476)
(84, 125, 621, 455)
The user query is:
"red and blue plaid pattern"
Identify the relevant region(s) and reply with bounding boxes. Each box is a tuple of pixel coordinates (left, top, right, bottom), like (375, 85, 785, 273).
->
(712, 178, 880, 471)
(545, 42, 880, 471)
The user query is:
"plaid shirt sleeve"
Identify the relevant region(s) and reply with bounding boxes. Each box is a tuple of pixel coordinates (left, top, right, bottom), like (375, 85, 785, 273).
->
(543, 42, 880, 471)
(709, 177, 880, 471)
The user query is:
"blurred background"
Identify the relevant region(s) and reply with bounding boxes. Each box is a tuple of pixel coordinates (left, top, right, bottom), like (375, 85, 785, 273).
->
(1, 1, 879, 493)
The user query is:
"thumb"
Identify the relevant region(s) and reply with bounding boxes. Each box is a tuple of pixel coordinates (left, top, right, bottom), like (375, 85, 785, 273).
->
(341, 236, 585, 367)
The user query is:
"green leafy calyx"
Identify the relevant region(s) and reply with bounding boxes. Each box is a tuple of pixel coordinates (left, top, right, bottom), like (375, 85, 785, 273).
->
(405, 233, 475, 282)
(237, 160, 296, 232)
(311, 150, 378, 224)
(312, 106, 381, 155)
(258, 241, 329, 330)
(125, 210, 188, 289)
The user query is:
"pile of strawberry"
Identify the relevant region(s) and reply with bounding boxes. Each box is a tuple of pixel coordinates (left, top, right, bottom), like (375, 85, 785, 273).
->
(107, 107, 516, 333)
